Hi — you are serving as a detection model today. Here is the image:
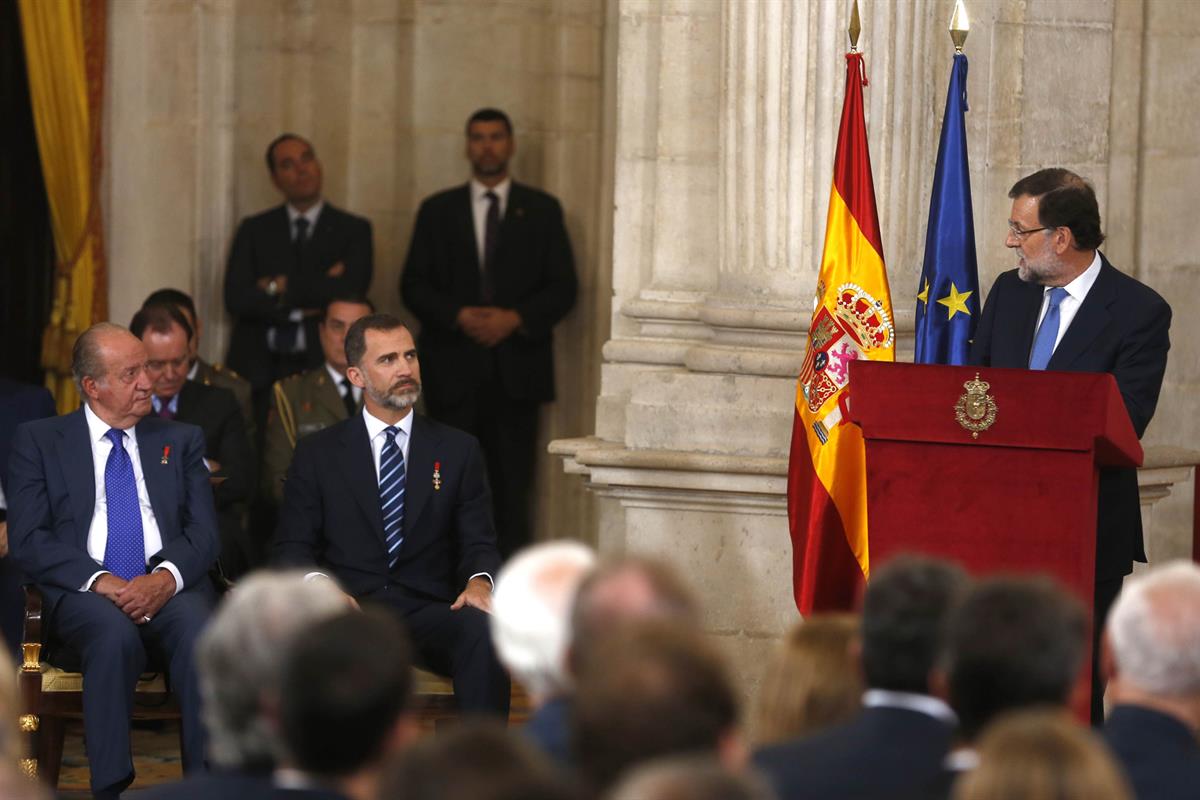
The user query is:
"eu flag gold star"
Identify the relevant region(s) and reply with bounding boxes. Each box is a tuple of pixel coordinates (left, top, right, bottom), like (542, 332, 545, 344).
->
(917, 278, 929, 306)
(937, 282, 973, 320)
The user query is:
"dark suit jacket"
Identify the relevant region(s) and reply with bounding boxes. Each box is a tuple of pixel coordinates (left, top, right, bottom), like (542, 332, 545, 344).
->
(224, 203, 373, 388)
(400, 182, 576, 406)
(1104, 704, 1200, 800)
(753, 706, 956, 800)
(0, 377, 56, 511)
(969, 254, 1171, 579)
(174, 381, 255, 511)
(272, 413, 500, 601)
(6, 408, 221, 612)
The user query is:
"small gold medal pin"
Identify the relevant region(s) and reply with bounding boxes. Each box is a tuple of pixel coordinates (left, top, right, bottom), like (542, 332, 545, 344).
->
(161, 445, 171, 465)
(433, 461, 442, 491)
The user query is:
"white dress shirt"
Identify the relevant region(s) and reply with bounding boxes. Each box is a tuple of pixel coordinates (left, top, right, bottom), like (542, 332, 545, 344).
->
(1034, 250, 1102, 353)
(470, 177, 511, 267)
(862, 689, 958, 725)
(82, 404, 183, 593)
(325, 362, 363, 408)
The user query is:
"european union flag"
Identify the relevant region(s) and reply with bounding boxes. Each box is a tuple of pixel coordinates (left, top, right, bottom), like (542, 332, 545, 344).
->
(915, 53, 979, 365)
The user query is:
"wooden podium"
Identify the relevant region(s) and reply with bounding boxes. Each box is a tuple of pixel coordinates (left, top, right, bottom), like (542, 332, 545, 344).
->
(848, 361, 1143, 716)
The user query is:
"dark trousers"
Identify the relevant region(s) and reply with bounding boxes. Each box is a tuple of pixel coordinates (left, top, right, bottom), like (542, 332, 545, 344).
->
(0, 555, 23, 659)
(1092, 574, 1124, 725)
(428, 380, 539, 561)
(51, 579, 215, 796)
(365, 585, 510, 717)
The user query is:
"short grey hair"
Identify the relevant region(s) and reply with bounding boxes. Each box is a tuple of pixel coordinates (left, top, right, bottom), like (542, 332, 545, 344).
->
(71, 322, 126, 391)
(490, 541, 596, 701)
(1108, 560, 1200, 696)
(196, 571, 348, 769)
(609, 756, 777, 800)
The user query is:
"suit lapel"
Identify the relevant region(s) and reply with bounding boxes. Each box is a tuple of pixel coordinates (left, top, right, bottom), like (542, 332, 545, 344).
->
(457, 185, 482, 273)
(174, 382, 197, 420)
(1010, 280, 1045, 367)
(403, 415, 438, 540)
(340, 416, 385, 543)
(57, 410, 95, 544)
(1048, 257, 1117, 370)
(135, 421, 175, 540)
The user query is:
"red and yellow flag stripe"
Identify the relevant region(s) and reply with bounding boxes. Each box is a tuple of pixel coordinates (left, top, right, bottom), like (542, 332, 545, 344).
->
(788, 53, 894, 614)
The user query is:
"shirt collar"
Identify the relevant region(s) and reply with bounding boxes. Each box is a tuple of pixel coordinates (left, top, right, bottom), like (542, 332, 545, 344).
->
(471, 177, 511, 207)
(944, 748, 979, 772)
(362, 406, 413, 443)
(324, 361, 349, 388)
(1052, 250, 1102, 303)
(84, 402, 138, 443)
(862, 689, 958, 725)
(186, 360, 199, 381)
(151, 394, 180, 414)
(286, 199, 324, 230)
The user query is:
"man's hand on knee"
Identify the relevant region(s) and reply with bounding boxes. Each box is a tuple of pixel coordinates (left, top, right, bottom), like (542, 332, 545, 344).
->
(91, 573, 129, 602)
(114, 571, 177, 624)
(451, 576, 493, 614)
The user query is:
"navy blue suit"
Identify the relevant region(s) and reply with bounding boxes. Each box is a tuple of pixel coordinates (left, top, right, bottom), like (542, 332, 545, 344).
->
(273, 412, 508, 714)
(754, 706, 956, 800)
(1104, 704, 1200, 800)
(0, 377, 56, 654)
(970, 254, 1171, 722)
(7, 408, 220, 797)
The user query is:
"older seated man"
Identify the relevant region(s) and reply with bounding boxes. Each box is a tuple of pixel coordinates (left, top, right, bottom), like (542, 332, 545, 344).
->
(7, 323, 220, 799)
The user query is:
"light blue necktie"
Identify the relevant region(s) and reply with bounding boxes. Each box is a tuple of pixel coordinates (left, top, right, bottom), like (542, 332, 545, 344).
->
(379, 426, 406, 569)
(103, 429, 146, 581)
(1028, 287, 1069, 371)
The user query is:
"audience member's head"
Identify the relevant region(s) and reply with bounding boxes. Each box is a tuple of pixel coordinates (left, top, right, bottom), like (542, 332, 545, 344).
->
(572, 622, 741, 795)
(266, 133, 322, 208)
(378, 720, 577, 800)
(195, 570, 347, 770)
(130, 303, 194, 401)
(491, 540, 597, 704)
(1106, 560, 1200, 723)
(568, 556, 700, 673)
(953, 710, 1131, 800)
(142, 288, 201, 362)
(754, 613, 861, 744)
(940, 576, 1088, 741)
(861, 555, 969, 694)
(279, 608, 416, 797)
(72, 323, 153, 427)
(610, 756, 778, 800)
(318, 295, 375, 375)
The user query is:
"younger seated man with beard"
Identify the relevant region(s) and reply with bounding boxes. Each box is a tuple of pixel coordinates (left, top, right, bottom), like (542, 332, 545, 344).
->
(272, 314, 509, 717)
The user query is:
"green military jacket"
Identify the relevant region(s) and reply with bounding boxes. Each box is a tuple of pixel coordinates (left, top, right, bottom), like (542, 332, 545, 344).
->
(192, 358, 255, 444)
(262, 366, 358, 505)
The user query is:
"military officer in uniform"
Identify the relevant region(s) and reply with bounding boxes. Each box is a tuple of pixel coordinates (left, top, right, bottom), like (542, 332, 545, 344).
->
(262, 296, 375, 505)
(142, 289, 255, 443)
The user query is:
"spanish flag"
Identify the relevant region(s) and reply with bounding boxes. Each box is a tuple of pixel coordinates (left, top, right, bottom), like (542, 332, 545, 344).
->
(788, 52, 895, 614)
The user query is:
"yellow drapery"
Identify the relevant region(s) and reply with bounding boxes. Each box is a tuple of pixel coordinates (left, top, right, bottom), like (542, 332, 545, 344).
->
(18, 0, 108, 412)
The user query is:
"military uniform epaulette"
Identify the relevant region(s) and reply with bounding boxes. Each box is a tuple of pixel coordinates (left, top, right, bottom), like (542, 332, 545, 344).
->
(208, 363, 244, 381)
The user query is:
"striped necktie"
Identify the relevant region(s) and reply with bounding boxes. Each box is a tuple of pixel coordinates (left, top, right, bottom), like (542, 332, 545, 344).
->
(379, 426, 406, 569)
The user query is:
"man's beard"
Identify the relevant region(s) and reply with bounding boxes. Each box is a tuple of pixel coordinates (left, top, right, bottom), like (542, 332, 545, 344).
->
(366, 376, 421, 411)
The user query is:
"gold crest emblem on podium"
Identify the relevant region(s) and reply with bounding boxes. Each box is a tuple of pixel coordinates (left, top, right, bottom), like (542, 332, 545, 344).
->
(955, 373, 997, 439)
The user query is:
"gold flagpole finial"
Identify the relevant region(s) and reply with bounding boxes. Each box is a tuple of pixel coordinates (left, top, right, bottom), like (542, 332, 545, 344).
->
(848, 0, 862, 52)
(949, 0, 970, 52)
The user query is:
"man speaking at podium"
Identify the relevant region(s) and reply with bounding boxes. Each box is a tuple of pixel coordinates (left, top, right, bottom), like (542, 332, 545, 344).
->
(970, 167, 1172, 722)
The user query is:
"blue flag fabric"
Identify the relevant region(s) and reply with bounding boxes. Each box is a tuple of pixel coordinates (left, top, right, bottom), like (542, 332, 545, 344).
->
(915, 53, 979, 365)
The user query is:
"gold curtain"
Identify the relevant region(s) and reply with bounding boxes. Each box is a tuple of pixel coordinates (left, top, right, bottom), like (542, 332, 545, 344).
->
(18, 0, 108, 413)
